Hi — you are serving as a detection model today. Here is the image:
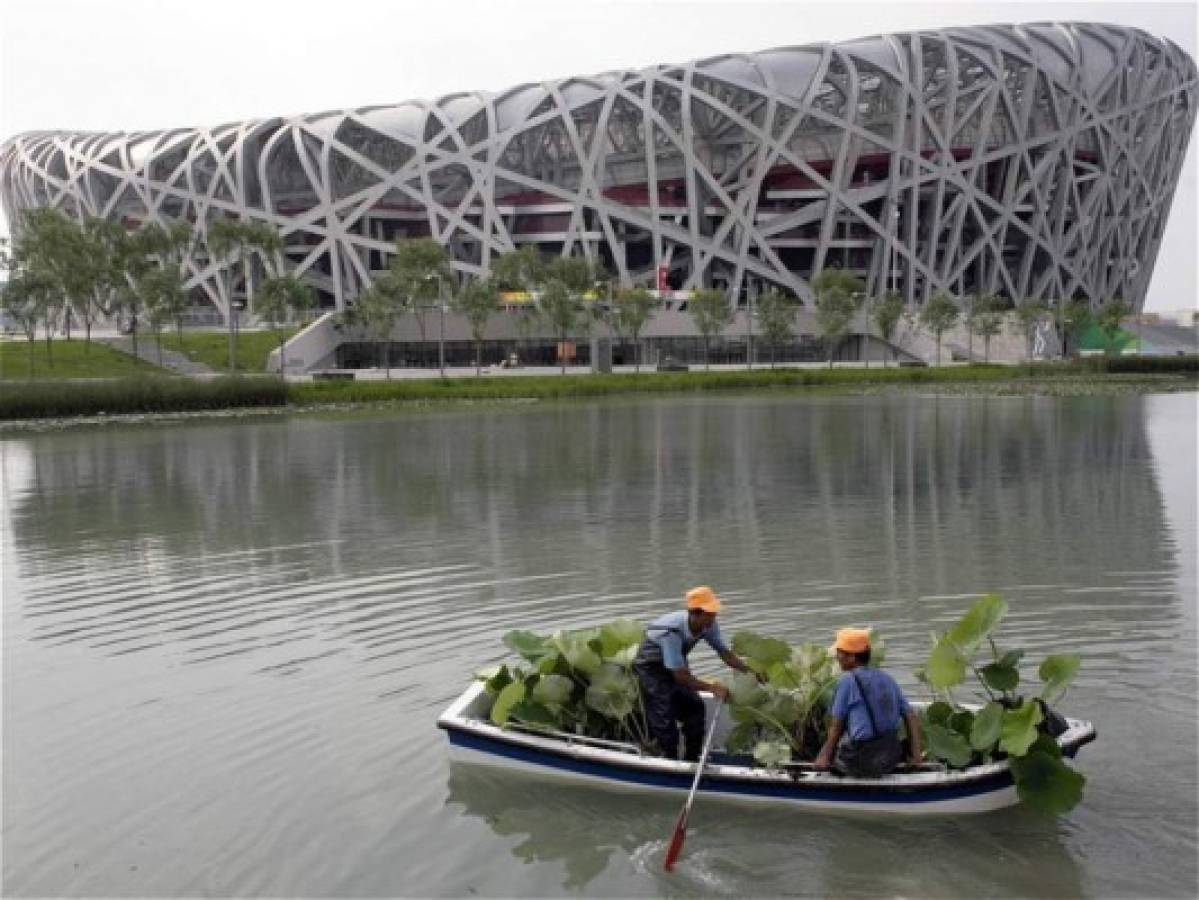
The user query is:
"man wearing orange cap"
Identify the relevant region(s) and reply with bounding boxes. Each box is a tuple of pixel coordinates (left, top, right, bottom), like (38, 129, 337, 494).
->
(632, 586, 753, 761)
(814, 627, 923, 776)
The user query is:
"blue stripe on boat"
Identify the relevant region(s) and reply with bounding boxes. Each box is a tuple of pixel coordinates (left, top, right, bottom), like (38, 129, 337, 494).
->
(446, 727, 1014, 804)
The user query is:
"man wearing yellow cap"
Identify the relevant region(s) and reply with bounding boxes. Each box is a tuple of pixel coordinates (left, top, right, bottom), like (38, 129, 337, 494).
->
(632, 586, 753, 761)
(814, 627, 923, 776)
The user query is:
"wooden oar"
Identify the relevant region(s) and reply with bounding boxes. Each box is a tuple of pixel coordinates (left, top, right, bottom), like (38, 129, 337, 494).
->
(663, 705, 721, 872)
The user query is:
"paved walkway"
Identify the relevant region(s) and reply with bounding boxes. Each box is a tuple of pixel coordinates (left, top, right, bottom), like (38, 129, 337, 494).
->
(100, 335, 216, 375)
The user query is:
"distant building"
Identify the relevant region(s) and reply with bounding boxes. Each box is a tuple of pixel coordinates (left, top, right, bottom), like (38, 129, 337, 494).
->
(2, 21, 1196, 332)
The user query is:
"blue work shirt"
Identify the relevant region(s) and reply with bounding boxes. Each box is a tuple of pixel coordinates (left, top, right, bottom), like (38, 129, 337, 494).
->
(642, 611, 730, 670)
(829, 667, 911, 742)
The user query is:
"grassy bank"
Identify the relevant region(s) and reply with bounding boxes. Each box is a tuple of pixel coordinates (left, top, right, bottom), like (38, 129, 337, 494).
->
(0, 375, 288, 419)
(160, 329, 297, 374)
(0, 339, 164, 380)
(2, 356, 1194, 422)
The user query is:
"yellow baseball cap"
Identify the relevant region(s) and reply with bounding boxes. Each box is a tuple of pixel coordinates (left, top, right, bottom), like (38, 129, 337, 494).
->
(685, 585, 722, 613)
(831, 627, 871, 654)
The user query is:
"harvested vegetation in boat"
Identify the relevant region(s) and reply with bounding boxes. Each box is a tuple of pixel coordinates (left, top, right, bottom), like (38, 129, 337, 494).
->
(477, 593, 1087, 813)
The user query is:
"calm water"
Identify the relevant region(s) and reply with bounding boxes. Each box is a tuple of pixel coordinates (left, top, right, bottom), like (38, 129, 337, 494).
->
(2, 391, 1196, 898)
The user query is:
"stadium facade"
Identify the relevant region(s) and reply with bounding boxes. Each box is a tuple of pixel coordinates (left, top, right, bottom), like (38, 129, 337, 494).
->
(2, 21, 1196, 329)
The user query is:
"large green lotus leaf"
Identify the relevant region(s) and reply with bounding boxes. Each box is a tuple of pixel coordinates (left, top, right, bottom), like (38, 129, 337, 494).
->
(760, 690, 802, 728)
(503, 629, 551, 662)
(949, 709, 976, 739)
(999, 700, 1044, 756)
(793, 643, 831, 676)
(509, 699, 560, 729)
(481, 664, 513, 695)
(491, 681, 526, 726)
(926, 637, 967, 689)
(533, 672, 573, 708)
(1027, 732, 1063, 759)
(946, 593, 1008, 653)
(1011, 748, 1086, 814)
(598, 618, 644, 657)
(753, 739, 792, 770)
(723, 722, 758, 754)
(924, 700, 956, 727)
(584, 663, 637, 719)
(553, 632, 603, 676)
(729, 671, 767, 707)
(729, 703, 762, 724)
(1039, 654, 1081, 703)
(732, 631, 792, 669)
(924, 723, 973, 768)
(980, 662, 1020, 692)
(997, 649, 1025, 669)
(969, 701, 1005, 751)
(766, 660, 800, 689)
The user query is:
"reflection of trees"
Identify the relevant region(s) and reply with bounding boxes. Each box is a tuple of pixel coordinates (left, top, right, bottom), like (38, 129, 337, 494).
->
(6, 394, 1179, 661)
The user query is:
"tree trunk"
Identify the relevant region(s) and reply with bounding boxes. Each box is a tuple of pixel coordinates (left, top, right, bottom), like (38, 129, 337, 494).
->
(475, 338, 482, 376)
(131, 320, 138, 363)
(984, 336, 990, 364)
(156, 331, 163, 367)
(704, 339, 710, 371)
(27, 335, 35, 376)
(85, 318, 92, 354)
(278, 336, 286, 378)
(633, 333, 640, 373)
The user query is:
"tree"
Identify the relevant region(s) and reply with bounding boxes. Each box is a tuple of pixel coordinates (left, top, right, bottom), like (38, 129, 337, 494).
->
(538, 278, 584, 373)
(1058, 299, 1094, 358)
(257, 274, 316, 376)
(492, 246, 546, 359)
(453, 277, 501, 375)
(971, 295, 1007, 363)
(137, 267, 188, 366)
(12, 208, 94, 362)
(755, 288, 798, 368)
(1, 268, 55, 376)
(1012, 299, 1049, 362)
(688, 288, 734, 370)
(134, 219, 195, 346)
(1097, 298, 1131, 356)
(811, 269, 865, 367)
(389, 237, 452, 369)
(354, 276, 404, 378)
(919, 291, 960, 366)
(871, 291, 904, 367)
(81, 217, 137, 351)
(610, 287, 658, 372)
(207, 218, 283, 373)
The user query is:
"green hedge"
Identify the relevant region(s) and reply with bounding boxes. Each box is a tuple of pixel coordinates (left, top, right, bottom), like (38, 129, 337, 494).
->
(0, 376, 288, 420)
(1073, 354, 1198, 374)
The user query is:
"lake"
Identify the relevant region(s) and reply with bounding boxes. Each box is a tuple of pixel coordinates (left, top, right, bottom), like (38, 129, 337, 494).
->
(2, 390, 1195, 897)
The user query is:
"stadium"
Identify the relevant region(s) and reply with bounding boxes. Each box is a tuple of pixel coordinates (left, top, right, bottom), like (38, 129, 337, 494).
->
(1, 21, 1195, 366)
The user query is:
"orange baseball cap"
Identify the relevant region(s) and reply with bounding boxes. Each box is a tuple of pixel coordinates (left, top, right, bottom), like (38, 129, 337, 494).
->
(831, 627, 871, 654)
(685, 585, 722, 614)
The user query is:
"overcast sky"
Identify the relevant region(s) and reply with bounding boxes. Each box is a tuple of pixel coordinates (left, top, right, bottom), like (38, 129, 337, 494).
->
(1, 0, 1195, 309)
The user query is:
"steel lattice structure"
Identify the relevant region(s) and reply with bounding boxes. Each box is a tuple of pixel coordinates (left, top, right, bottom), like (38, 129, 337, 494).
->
(2, 21, 1195, 324)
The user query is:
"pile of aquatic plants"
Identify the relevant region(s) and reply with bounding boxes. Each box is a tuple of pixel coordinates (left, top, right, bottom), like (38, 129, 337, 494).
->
(718, 632, 870, 767)
(477, 620, 651, 746)
(916, 593, 1086, 813)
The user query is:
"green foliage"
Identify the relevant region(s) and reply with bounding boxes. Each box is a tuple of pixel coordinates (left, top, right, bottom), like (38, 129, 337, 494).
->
(453, 277, 502, 373)
(0, 374, 286, 419)
(970, 295, 1008, 363)
(688, 288, 734, 370)
(1097, 298, 1132, 355)
(753, 740, 793, 770)
(755, 289, 799, 366)
(1039, 654, 1082, 703)
(916, 594, 1087, 814)
(923, 722, 973, 767)
(919, 292, 961, 365)
(871, 291, 905, 365)
(610, 287, 658, 371)
(484, 622, 650, 746)
(969, 701, 1005, 750)
(1010, 734, 1087, 815)
(811, 269, 865, 365)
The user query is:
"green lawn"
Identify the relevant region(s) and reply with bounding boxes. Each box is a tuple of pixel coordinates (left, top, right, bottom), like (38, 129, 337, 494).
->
(161, 329, 298, 374)
(0, 338, 164, 380)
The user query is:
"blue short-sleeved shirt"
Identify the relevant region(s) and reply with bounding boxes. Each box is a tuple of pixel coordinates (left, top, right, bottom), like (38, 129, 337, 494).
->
(643, 611, 730, 670)
(829, 667, 911, 742)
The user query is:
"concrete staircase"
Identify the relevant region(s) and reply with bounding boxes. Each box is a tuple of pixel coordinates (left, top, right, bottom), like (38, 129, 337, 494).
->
(100, 335, 216, 375)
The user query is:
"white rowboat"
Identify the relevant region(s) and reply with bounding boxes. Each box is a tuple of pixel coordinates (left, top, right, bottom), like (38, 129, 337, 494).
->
(439, 681, 1096, 815)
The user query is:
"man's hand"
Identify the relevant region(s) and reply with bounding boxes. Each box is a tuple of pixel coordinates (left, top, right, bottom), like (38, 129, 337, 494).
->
(813, 752, 832, 771)
(708, 681, 730, 703)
